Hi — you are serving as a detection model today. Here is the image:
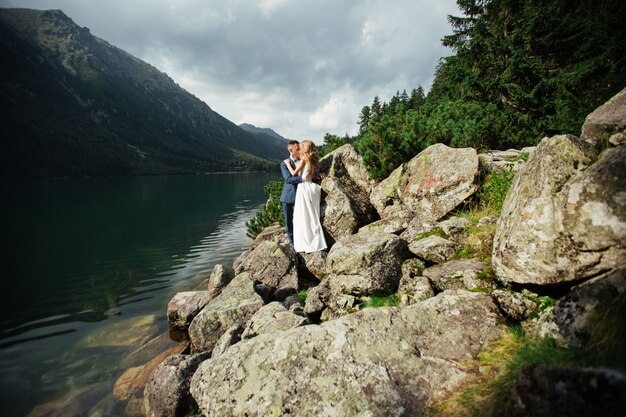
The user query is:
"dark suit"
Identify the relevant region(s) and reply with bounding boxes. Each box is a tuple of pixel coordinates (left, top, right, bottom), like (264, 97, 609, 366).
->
(280, 158, 302, 245)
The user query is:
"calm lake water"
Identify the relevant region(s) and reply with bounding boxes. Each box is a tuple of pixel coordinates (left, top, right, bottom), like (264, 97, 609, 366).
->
(0, 172, 279, 417)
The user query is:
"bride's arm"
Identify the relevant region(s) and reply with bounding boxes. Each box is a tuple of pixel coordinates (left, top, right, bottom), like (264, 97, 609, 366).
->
(283, 159, 305, 176)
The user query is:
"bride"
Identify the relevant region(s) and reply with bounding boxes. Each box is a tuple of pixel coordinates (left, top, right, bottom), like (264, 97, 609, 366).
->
(283, 140, 328, 253)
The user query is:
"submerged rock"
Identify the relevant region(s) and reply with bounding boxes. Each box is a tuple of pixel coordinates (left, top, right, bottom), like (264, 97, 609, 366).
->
(76, 315, 159, 349)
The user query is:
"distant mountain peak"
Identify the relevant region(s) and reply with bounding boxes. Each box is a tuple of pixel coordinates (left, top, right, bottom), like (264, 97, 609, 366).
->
(0, 7, 288, 178)
(239, 123, 290, 142)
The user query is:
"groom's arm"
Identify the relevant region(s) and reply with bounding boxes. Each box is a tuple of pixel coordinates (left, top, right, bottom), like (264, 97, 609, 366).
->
(281, 161, 302, 185)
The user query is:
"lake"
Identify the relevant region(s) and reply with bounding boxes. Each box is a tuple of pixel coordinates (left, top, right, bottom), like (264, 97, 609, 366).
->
(0, 172, 279, 417)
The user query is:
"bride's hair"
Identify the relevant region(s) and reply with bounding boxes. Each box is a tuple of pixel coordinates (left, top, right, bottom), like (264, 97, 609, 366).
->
(300, 140, 319, 174)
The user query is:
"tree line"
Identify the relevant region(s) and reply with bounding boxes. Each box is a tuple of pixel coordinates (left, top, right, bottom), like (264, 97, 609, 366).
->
(320, 0, 626, 180)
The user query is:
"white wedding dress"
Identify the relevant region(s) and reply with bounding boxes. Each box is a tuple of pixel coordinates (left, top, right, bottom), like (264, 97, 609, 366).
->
(293, 164, 327, 253)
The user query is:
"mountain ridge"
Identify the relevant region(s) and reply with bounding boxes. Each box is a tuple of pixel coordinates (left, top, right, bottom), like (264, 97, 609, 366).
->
(0, 8, 287, 178)
(239, 123, 290, 142)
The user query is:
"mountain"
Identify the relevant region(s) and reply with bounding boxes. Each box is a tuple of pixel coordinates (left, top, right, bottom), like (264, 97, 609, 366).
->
(239, 123, 290, 142)
(0, 8, 287, 178)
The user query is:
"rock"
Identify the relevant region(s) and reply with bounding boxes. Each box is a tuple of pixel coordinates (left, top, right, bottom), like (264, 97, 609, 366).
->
(398, 259, 433, 306)
(423, 259, 489, 292)
(297, 251, 329, 282)
(207, 264, 234, 298)
(581, 87, 626, 149)
(303, 280, 331, 316)
(551, 267, 626, 347)
(76, 315, 159, 349)
(326, 230, 408, 295)
(26, 383, 111, 417)
(478, 149, 526, 173)
(320, 176, 379, 243)
(238, 240, 299, 300)
(438, 217, 474, 238)
(167, 291, 211, 335)
(211, 324, 243, 358)
(319, 143, 376, 195)
(232, 249, 251, 275)
(121, 332, 181, 369)
(493, 135, 626, 285)
(190, 290, 504, 417)
(492, 290, 538, 321)
(241, 302, 309, 340)
(188, 272, 264, 352)
(370, 144, 480, 221)
(399, 218, 438, 242)
(251, 225, 287, 248)
(318, 145, 379, 243)
(408, 235, 460, 264)
(113, 343, 187, 401)
(477, 215, 499, 227)
(358, 217, 408, 235)
(520, 146, 537, 155)
(507, 364, 626, 417)
(143, 352, 211, 417)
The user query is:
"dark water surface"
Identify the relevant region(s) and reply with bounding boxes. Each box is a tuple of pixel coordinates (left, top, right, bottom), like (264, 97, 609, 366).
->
(0, 173, 278, 416)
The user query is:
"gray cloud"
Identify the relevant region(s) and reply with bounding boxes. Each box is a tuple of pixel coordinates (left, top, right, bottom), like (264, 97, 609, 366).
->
(2, 0, 459, 142)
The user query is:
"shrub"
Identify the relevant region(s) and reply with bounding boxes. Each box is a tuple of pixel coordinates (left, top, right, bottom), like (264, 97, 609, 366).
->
(245, 180, 285, 238)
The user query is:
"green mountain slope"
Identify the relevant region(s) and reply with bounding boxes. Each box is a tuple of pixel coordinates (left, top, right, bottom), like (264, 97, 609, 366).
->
(0, 8, 287, 178)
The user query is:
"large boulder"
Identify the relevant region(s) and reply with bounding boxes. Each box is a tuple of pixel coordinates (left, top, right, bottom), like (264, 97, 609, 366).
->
(493, 135, 626, 285)
(238, 240, 299, 300)
(318, 144, 378, 243)
(581, 87, 626, 148)
(188, 272, 264, 352)
(207, 263, 234, 298)
(191, 290, 504, 417)
(551, 267, 626, 347)
(326, 229, 408, 296)
(370, 144, 480, 221)
(506, 364, 626, 417)
(408, 235, 460, 264)
(143, 352, 211, 417)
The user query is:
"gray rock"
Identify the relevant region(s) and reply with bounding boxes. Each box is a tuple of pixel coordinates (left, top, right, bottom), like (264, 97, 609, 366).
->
(238, 240, 299, 300)
(207, 264, 234, 298)
(520, 146, 537, 155)
(581, 87, 626, 149)
(281, 294, 304, 311)
(167, 291, 211, 334)
(188, 272, 264, 352)
(478, 149, 526, 173)
(423, 259, 489, 292)
(493, 135, 626, 285)
(399, 218, 438, 242)
(398, 260, 433, 306)
(507, 364, 626, 417)
(552, 267, 626, 347)
(241, 302, 309, 340)
(477, 215, 499, 227)
(251, 225, 288, 248)
(438, 217, 474, 238)
(408, 235, 460, 264)
(232, 249, 251, 275)
(303, 280, 331, 315)
(297, 251, 329, 282)
(190, 290, 504, 417)
(320, 176, 379, 243)
(492, 290, 538, 321)
(211, 324, 243, 358)
(358, 217, 408, 235)
(143, 352, 210, 417)
(370, 144, 480, 222)
(319, 144, 376, 195)
(326, 229, 408, 295)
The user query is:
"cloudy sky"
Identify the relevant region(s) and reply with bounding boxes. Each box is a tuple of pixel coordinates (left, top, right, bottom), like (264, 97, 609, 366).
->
(2, 0, 459, 142)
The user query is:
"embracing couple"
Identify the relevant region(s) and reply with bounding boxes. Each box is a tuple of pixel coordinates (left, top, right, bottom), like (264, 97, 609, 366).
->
(280, 140, 328, 253)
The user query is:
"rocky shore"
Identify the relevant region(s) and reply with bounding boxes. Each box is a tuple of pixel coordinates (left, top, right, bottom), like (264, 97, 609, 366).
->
(118, 88, 625, 416)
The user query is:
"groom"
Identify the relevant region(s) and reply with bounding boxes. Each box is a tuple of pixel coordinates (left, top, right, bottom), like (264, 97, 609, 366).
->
(280, 140, 303, 245)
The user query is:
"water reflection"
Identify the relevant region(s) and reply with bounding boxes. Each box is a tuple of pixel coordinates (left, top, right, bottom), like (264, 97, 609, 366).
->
(0, 172, 278, 417)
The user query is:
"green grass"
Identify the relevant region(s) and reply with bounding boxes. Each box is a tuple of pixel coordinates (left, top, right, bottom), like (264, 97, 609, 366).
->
(427, 290, 626, 417)
(415, 228, 449, 241)
(360, 294, 401, 308)
(298, 289, 308, 303)
(477, 169, 517, 212)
